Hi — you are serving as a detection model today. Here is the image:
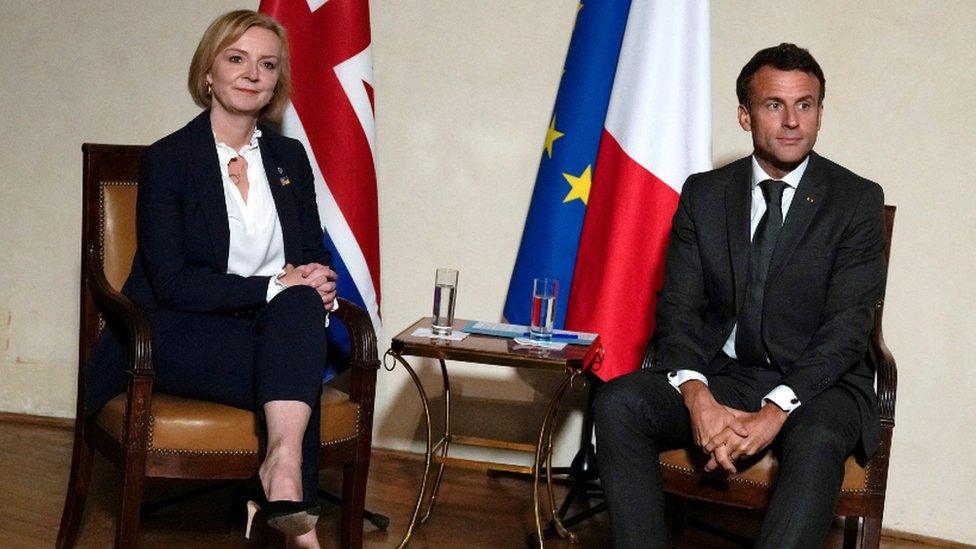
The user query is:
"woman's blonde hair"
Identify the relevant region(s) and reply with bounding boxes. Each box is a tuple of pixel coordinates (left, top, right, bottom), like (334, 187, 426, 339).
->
(187, 10, 291, 120)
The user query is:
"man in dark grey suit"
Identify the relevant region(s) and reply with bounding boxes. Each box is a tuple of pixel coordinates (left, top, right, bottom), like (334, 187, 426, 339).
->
(594, 43, 886, 548)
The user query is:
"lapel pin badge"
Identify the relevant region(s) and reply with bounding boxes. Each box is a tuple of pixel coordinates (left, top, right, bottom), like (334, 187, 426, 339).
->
(806, 195, 815, 203)
(277, 166, 283, 174)
(279, 176, 291, 186)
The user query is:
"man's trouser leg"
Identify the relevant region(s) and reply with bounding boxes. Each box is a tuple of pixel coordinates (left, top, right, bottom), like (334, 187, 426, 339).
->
(593, 359, 776, 549)
(594, 369, 689, 549)
(755, 386, 862, 549)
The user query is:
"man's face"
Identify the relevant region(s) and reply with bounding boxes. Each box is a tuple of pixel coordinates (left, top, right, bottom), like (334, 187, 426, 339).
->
(737, 66, 823, 179)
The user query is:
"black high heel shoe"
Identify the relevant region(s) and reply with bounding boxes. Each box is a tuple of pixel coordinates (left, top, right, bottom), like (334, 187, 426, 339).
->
(245, 480, 320, 538)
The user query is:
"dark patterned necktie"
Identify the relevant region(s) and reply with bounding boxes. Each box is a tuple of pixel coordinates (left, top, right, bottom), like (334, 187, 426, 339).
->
(735, 179, 786, 367)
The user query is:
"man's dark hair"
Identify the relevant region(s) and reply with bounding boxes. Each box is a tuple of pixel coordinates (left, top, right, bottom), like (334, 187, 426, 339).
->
(736, 43, 826, 107)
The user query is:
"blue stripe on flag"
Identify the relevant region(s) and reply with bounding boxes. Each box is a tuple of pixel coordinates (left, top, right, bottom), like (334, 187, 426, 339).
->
(322, 233, 369, 382)
(504, 1, 631, 328)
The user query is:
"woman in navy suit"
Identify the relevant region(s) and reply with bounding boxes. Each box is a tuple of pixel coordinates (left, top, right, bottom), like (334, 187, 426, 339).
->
(86, 10, 334, 546)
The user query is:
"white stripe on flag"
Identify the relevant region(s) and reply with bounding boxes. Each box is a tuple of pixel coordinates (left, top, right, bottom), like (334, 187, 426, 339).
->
(306, 0, 328, 12)
(333, 45, 376, 159)
(603, 0, 712, 192)
(281, 103, 383, 336)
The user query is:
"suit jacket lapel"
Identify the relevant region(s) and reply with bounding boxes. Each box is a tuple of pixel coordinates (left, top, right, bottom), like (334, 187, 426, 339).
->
(259, 132, 302, 265)
(185, 111, 232, 273)
(768, 152, 827, 283)
(726, 159, 753, 313)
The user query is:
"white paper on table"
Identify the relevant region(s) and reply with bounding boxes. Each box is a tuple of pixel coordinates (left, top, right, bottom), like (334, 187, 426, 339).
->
(513, 337, 568, 350)
(411, 327, 469, 341)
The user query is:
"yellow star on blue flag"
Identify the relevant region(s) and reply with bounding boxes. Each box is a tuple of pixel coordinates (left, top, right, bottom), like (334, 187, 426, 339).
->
(544, 115, 565, 159)
(563, 165, 592, 205)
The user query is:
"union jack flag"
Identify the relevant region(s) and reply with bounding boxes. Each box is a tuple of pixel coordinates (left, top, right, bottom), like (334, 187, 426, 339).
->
(260, 0, 381, 379)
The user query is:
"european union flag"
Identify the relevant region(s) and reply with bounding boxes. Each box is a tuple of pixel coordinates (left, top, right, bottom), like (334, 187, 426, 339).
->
(504, 1, 631, 327)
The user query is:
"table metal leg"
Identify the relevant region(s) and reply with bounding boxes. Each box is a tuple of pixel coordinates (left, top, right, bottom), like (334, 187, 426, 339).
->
(387, 334, 599, 547)
(547, 369, 583, 543)
(387, 350, 435, 549)
(545, 404, 577, 543)
(532, 368, 580, 547)
(420, 358, 452, 523)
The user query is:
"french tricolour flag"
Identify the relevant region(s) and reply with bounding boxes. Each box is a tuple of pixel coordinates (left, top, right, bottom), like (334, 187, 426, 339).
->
(566, 0, 712, 381)
(506, 0, 711, 383)
(260, 0, 381, 379)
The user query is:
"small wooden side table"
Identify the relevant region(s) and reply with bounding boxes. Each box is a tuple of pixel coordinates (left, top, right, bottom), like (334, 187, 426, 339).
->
(384, 317, 603, 547)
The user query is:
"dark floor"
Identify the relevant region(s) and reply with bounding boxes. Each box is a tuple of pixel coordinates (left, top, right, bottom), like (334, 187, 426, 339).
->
(0, 419, 930, 548)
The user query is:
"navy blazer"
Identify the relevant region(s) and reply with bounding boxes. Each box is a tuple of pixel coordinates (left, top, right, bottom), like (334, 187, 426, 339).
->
(85, 110, 331, 414)
(122, 109, 331, 313)
(649, 152, 887, 456)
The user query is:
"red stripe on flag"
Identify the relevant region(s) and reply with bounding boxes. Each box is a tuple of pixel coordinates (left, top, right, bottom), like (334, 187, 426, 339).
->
(565, 130, 679, 382)
(363, 80, 375, 114)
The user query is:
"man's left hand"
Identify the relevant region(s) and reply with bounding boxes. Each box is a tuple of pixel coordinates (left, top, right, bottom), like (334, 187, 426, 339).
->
(703, 404, 788, 473)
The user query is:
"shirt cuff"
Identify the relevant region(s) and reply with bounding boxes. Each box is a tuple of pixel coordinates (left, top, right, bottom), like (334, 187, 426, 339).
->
(762, 384, 801, 413)
(324, 298, 338, 328)
(668, 369, 708, 393)
(266, 269, 288, 302)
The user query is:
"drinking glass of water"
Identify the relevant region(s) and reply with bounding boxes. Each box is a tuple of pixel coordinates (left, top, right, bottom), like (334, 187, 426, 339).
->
(432, 268, 459, 336)
(530, 277, 558, 341)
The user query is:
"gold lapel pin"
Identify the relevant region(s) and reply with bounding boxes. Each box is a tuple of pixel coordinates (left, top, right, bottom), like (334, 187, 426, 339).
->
(279, 176, 291, 186)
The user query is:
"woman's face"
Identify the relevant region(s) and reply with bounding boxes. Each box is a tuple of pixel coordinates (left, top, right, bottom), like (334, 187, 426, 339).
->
(206, 26, 281, 119)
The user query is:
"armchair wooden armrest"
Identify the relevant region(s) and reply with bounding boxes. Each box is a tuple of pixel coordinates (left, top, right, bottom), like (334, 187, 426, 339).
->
(84, 243, 157, 456)
(84, 244, 154, 377)
(872, 297, 896, 423)
(332, 297, 380, 414)
(874, 205, 897, 425)
(331, 298, 377, 364)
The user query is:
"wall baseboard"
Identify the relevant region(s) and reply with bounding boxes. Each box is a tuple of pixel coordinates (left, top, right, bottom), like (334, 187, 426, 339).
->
(0, 410, 74, 429)
(881, 528, 974, 548)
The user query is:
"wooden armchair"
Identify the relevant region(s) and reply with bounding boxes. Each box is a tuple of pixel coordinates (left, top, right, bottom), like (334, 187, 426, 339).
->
(57, 144, 380, 548)
(647, 206, 897, 548)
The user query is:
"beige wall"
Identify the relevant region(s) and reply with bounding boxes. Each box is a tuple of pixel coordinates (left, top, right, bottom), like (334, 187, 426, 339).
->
(0, 0, 972, 543)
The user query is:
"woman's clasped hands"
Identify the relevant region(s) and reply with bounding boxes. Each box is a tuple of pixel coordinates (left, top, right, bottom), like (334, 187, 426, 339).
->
(278, 263, 338, 309)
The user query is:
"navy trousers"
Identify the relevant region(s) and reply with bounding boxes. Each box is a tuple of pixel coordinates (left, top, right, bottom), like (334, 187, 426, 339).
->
(87, 285, 329, 502)
(594, 355, 861, 549)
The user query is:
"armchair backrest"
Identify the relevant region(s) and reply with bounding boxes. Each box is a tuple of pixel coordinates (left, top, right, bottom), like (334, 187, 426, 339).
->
(79, 144, 145, 362)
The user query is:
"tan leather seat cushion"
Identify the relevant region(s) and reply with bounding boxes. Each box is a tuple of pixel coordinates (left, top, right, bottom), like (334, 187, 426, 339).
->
(97, 386, 359, 454)
(659, 448, 868, 493)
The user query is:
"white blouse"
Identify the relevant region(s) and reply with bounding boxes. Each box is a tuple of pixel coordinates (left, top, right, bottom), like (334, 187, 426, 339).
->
(214, 129, 286, 302)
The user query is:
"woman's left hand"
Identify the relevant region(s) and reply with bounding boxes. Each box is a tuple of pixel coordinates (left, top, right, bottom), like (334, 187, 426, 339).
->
(297, 263, 338, 308)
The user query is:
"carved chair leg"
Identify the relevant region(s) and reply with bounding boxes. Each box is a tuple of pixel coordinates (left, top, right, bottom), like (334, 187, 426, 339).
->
(861, 517, 882, 549)
(56, 436, 95, 548)
(114, 451, 148, 549)
(843, 516, 860, 549)
(341, 455, 370, 549)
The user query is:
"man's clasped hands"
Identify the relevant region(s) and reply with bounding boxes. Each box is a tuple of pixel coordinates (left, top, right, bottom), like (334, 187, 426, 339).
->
(680, 380, 789, 474)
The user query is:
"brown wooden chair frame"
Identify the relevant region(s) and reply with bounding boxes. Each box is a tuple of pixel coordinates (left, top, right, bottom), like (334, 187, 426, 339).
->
(57, 144, 379, 548)
(645, 206, 896, 548)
